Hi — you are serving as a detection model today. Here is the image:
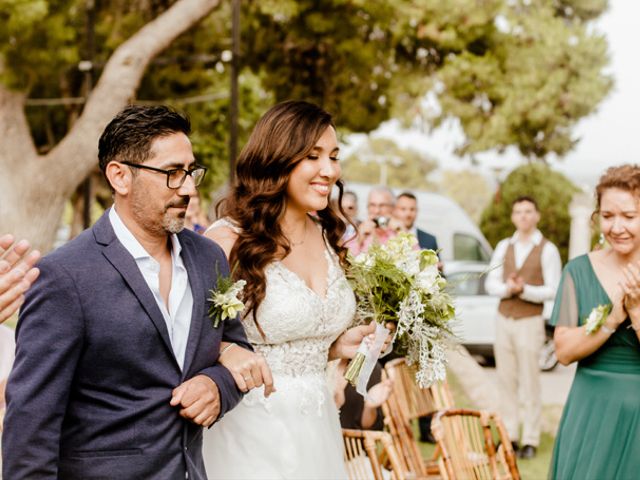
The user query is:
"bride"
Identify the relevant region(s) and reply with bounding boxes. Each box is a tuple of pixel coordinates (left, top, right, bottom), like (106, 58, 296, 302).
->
(203, 100, 383, 479)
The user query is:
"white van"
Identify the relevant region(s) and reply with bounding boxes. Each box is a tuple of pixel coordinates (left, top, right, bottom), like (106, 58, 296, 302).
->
(341, 182, 493, 262)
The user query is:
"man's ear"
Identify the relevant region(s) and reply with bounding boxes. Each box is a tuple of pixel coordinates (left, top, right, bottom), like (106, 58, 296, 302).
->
(105, 162, 132, 195)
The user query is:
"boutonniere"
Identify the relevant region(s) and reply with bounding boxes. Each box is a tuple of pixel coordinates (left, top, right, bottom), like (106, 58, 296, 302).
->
(208, 270, 246, 328)
(584, 304, 612, 335)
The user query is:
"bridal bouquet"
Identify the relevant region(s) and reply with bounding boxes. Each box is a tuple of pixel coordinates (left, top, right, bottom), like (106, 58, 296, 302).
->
(344, 233, 455, 392)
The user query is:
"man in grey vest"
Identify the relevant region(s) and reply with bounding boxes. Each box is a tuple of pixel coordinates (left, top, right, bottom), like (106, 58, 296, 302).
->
(485, 196, 561, 459)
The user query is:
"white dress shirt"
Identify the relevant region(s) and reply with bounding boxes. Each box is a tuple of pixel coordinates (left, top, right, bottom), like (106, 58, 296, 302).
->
(485, 229, 562, 319)
(109, 207, 193, 370)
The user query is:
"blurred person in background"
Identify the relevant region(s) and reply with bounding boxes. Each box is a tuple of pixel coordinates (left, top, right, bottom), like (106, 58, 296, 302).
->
(340, 190, 360, 242)
(485, 196, 561, 459)
(333, 360, 392, 431)
(184, 192, 210, 234)
(346, 186, 402, 255)
(393, 191, 439, 252)
(549, 165, 640, 479)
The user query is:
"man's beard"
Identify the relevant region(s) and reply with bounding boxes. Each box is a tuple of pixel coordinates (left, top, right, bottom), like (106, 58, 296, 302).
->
(163, 211, 185, 234)
(162, 198, 189, 234)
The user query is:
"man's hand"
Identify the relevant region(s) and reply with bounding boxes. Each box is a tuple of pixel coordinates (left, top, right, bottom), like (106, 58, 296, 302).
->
(218, 343, 275, 397)
(170, 375, 220, 427)
(0, 234, 41, 323)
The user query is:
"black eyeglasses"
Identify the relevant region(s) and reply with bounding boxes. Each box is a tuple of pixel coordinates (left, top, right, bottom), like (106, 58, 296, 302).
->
(121, 161, 207, 189)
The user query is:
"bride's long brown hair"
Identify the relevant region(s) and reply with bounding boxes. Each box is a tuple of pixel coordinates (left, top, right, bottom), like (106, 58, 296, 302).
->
(219, 100, 349, 337)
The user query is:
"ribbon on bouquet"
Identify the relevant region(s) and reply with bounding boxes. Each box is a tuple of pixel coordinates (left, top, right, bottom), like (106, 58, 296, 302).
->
(354, 322, 393, 397)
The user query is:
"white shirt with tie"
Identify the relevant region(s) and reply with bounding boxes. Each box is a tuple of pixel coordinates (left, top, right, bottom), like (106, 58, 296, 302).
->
(109, 207, 193, 370)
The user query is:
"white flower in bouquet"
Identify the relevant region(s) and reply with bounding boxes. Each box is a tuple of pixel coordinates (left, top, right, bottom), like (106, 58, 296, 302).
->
(416, 265, 440, 295)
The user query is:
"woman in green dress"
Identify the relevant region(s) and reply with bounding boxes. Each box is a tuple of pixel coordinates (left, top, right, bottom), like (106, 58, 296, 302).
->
(549, 164, 640, 479)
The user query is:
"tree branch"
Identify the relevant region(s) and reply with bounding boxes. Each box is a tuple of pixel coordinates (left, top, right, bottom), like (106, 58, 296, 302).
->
(48, 0, 221, 193)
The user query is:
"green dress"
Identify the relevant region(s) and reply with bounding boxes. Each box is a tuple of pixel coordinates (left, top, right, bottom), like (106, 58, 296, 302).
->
(549, 254, 640, 480)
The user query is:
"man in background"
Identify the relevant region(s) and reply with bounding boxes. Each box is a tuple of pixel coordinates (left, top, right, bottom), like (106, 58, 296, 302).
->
(485, 196, 561, 459)
(346, 186, 402, 255)
(340, 190, 360, 243)
(393, 191, 439, 251)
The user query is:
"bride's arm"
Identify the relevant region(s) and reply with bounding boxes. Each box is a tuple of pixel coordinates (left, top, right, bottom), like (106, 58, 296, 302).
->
(205, 226, 276, 397)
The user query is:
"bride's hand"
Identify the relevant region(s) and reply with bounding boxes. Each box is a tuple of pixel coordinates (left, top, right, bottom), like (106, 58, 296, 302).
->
(218, 343, 275, 397)
(329, 321, 396, 360)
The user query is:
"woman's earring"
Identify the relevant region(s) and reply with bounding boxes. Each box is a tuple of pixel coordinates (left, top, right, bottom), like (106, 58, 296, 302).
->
(599, 233, 605, 246)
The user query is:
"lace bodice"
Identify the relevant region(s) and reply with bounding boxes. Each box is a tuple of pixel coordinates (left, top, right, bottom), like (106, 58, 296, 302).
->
(207, 218, 357, 377)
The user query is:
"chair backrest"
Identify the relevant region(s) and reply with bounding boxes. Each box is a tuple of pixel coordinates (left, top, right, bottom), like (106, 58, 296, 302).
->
(384, 358, 454, 420)
(431, 409, 520, 480)
(382, 358, 451, 477)
(342, 428, 406, 480)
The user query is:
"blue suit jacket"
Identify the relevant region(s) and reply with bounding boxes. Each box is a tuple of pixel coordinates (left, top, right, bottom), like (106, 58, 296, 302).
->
(2, 212, 251, 479)
(416, 228, 439, 252)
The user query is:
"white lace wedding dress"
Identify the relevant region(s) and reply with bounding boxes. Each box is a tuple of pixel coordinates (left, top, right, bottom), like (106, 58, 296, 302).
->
(203, 220, 356, 479)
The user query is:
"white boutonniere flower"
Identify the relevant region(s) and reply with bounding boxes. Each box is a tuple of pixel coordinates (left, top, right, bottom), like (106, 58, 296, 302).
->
(208, 275, 246, 328)
(584, 304, 612, 335)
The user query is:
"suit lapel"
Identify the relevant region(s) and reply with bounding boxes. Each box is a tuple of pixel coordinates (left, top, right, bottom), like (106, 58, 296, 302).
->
(94, 212, 179, 369)
(179, 233, 206, 376)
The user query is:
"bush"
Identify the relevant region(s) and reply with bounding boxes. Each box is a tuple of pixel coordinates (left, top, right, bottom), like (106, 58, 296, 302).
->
(480, 163, 579, 264)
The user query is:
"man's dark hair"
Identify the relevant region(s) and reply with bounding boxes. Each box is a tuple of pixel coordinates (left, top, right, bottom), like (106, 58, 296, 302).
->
(98, 104, 191, 178)
(397, 191, 417, 202)
(512, 195, 538, 211)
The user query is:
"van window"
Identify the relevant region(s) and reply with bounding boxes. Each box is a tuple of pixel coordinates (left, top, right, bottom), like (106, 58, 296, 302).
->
(446, 273, 483, 296)
(453, 233, 491, 262)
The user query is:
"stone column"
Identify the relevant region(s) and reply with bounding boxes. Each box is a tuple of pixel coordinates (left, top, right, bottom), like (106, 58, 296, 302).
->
(568, 192, 594, 260)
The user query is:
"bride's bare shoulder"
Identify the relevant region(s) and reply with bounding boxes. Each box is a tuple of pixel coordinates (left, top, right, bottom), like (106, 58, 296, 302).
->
(205, 224, 238, 259)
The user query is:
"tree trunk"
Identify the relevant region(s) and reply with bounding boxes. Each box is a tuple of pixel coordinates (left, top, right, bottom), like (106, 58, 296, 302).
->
(0, 0, 221, 252)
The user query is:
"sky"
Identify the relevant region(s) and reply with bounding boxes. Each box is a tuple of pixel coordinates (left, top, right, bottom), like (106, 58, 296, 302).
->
(347, 1, 638, 190)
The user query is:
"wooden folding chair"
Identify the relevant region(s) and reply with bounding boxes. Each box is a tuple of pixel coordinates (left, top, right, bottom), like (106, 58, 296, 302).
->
(431, 409, 520, 480)
(342, 428, 407, 480)
(381, 358, 453, 477)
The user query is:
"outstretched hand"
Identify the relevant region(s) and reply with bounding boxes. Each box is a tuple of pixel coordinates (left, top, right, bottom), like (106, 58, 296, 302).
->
(0, 234, 41, 323)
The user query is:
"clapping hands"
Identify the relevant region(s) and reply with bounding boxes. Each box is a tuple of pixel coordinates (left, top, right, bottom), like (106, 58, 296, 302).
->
(0, 234, 41, 323)
(506, 273, 525, 297)
(621, 261, 640, 327)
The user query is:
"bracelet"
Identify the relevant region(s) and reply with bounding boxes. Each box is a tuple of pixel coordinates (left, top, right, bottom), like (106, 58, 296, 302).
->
(628, 323, 640, 332)
(219, 343, 236, 358)
(600, 324, 616, 335)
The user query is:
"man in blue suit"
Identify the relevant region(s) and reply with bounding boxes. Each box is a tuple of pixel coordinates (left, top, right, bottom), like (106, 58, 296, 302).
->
(394, 192, 439, 252)
(3, 105, 251, 479)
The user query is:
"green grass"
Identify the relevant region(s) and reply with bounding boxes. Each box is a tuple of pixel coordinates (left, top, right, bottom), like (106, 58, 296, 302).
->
(415, 371, 557, 480)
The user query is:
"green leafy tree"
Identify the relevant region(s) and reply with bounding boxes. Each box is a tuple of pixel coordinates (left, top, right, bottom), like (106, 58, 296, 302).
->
(0, 0, 612, 251)
(341, 138, 438, 190)
(439, 170, 493, 224)
(479, 163, 579, 263)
